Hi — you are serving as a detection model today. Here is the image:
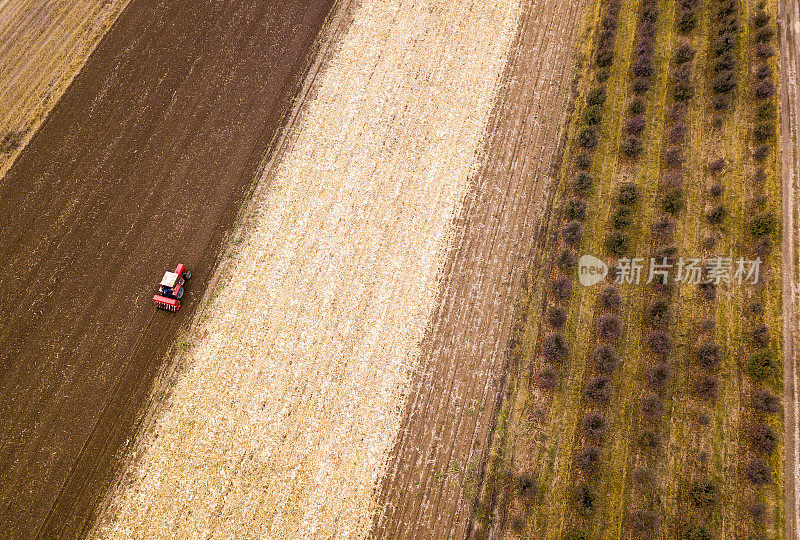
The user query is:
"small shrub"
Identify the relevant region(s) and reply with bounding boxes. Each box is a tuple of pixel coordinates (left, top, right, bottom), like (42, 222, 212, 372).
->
(756, 101, 777, 122)
(641, 393, 664, 418)
(648, 300, 669, 325)
(542, 333, 569, 363)
(578, 127, 599, 149)
(611, 206, 633, 229)
(755, 236, 772, 257)
(718, 15, 739, 36)
(596, 68, 611, 83)
(583, 105, 603, 126)
(621, 136, 644, 158)
(630, 509, 657, 535)
(598, 287, 621, 312)
(749, 212, 776, 237)
(562, 221, 584, 246)
(663, 189, 685, 215)
(756, 64, 773, 80)
(565, 530, 589, 540)
(576, 152, 592, 170)
(647, 363, 670, 389)
(516, 473, 538, 499)
(628, 98, 646, 115)
(632, 57, 654, 78)
(684, 524, 711, 540)
(647, 331, 672, 356)
(756, 43, 774, 59)
(675, 42, 696, 63)
(632, 76, 652, 95)
(674, 81, 694, 102)
(745, 458, 772, 485)
(653, 216, 676, 239)
(598, 313, 622, 341)
(633, 466, 651, 486)
(696, 343, 722, 369)
(626, 114, 647, 136)
(714, 35, 735, 56)
(638, 430, 659, 451)
(753, 11, 770, 28)
(708, 158, 726, 174)
(664, 147, 684, 168)
(565, 198, 588, 221)
(594, 344, 620, 373)
(551, 278, 574, 302)
(587, 86, 607, 106)
(668, 122, 686, 144)
(606, 231, 630, 256)
(755, 78, 776, 99)
(714, 52, 736, 73)
(748, 501, 768, 524)
(753, 144, 771, 161)
(694, 376, 718, 400)
(535, 366, 558, 389)
(576, 446, 602, 475)
(701, 236, 717, 251)
(753, 389, 780, 414)
(755, 26, 775, 43)
(547, 307, 567, 328)
(586, 376, 612, 404)
(713, 70, 736, 94)
(656, 245, 678, 263)
(750, 422, 777, 454)
(618, 183, 640, 206)
(752, 323, 770, 346)
(706, 205, 727, 225)
(699, 282, 717, 301)
(557, 248, 577, 271)
(749, 300, 764, 314)
(573, 172, 594, 195)
(754, 122, 774, 142)
(575, 484, 596, 514)
(689, 481, 718, 507)
(668, 102, 687, 122)
(700, 320, 715, 335)
(708, 183, 724, 197)
(678, 11, 697, 33)
(712, 94, 730, 111)
(748, 349, 776, 380)
(596, 46, 615, 68)
(584, 413, 607, 439)
(698, 413, 711, 426)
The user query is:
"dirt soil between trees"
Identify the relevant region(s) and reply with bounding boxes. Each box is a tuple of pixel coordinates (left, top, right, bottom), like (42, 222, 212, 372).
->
(0, 0, 335, 537)
(779, 1, 800, 538)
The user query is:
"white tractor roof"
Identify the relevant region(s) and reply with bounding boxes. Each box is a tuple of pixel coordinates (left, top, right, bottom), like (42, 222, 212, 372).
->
(160, 271, 179, 288)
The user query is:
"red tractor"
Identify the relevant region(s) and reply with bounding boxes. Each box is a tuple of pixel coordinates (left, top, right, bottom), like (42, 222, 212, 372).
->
(153, 263, 192, 312)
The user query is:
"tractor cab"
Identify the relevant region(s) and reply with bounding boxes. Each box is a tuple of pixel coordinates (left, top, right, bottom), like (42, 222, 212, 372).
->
(153, 263, 191, 311)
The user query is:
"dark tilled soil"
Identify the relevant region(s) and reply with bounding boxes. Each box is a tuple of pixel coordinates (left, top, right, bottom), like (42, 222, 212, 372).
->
(0, 0, 335, 537)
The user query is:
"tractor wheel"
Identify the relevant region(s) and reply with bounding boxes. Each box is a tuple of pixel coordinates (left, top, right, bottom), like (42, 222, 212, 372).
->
(184, 270, 192, 280)
(176, 287, 184, 299)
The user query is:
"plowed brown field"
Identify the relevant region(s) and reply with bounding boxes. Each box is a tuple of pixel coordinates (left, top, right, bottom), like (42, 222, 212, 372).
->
(372, 0, 588, 537)
(0, 0, 335, 537)
(0, 0, 130, 179)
